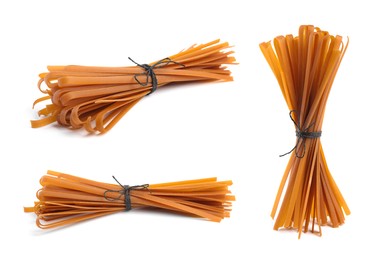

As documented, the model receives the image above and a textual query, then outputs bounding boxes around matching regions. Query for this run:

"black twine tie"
[280,110,322,158]
[104,176,149,210]
[128,57,185,95]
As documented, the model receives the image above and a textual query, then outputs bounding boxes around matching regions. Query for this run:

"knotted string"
[129,57,185,95]
[104,176,149,210]
[280,110,322,158]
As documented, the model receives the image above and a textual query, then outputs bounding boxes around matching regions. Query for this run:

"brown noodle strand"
[31,39,235,134]
[260,25,350,237]
[24,170,235,229]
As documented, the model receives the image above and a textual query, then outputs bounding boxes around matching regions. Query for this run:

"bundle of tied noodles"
[24,170,235,229]
[31,39,235,134]
[260,25,350,237]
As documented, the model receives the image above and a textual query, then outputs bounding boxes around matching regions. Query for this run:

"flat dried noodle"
[24,170,235,229]
[31,39,235,134]
[260,25,350,237]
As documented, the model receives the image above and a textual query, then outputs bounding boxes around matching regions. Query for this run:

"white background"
[1,0,383,259]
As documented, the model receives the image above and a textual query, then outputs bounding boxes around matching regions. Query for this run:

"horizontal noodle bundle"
[31,39,235,134]
[24,170,235,229]
[260,25,350,237]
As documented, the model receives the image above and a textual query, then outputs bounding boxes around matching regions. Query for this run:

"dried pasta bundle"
[31,39,235,134]
[24,170,235,229]
[260,25,350,237]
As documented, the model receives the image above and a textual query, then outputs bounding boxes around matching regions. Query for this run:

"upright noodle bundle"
[24,170,235,229]
[31,39,235,134]
[260,25,350,237]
